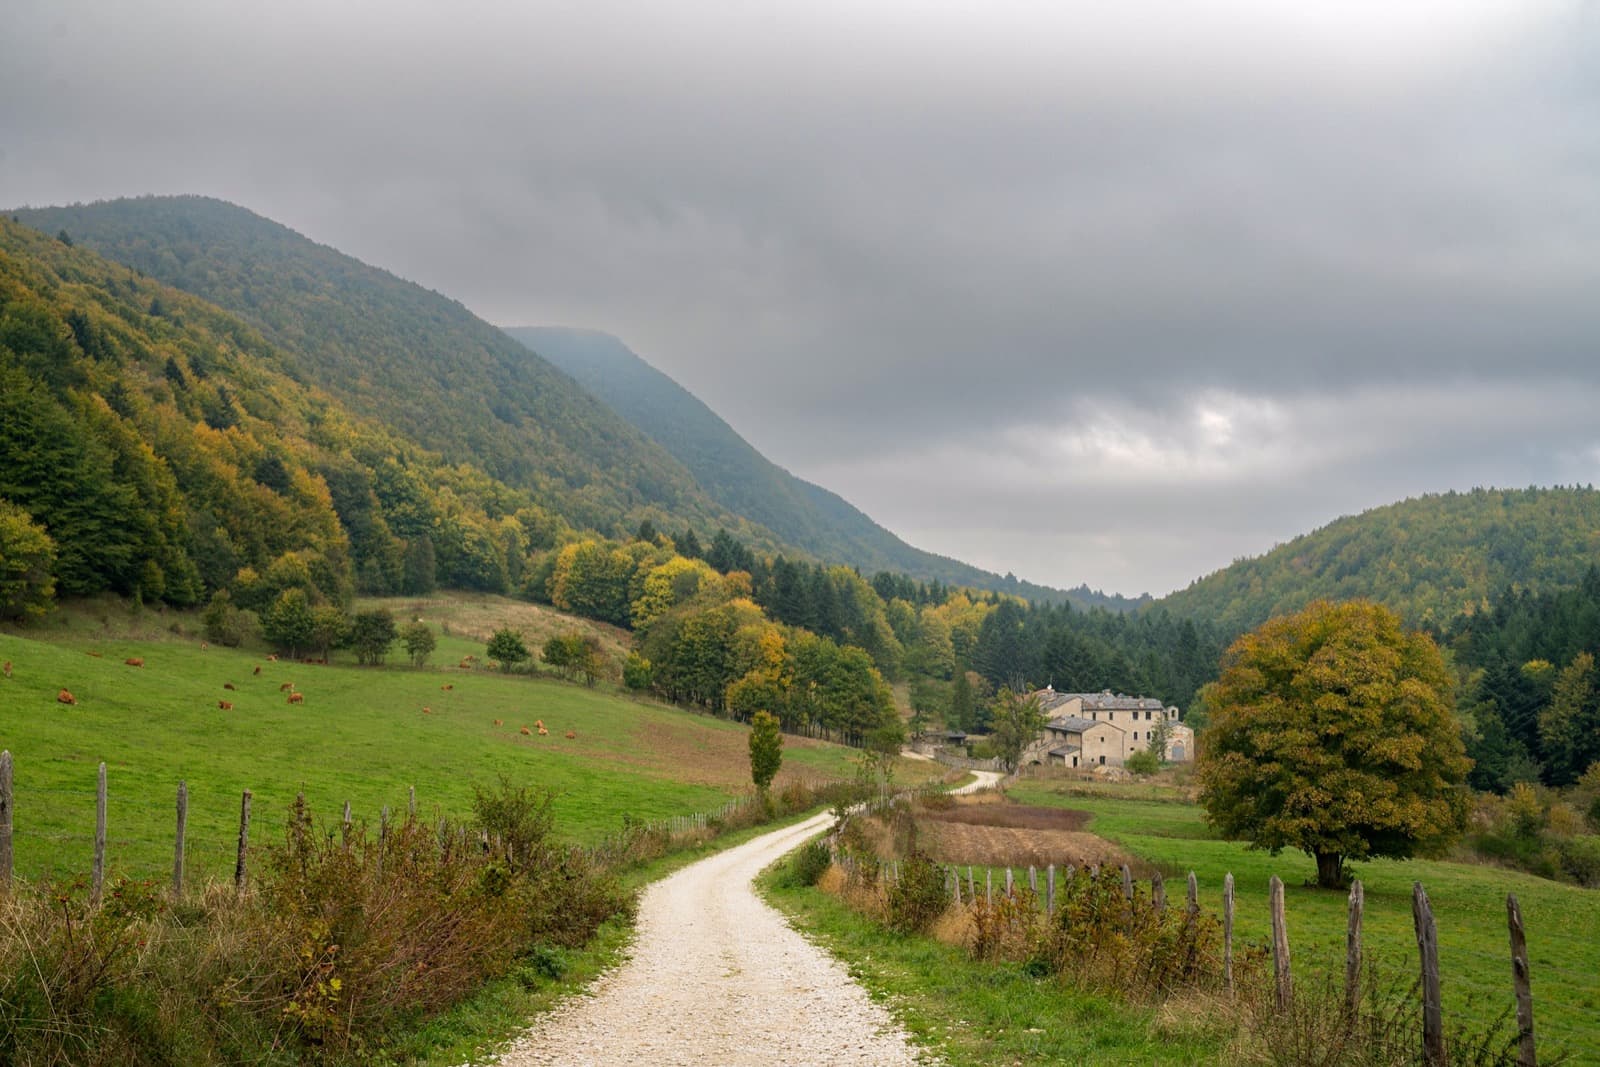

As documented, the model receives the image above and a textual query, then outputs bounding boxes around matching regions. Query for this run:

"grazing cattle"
[267,654,278,662]
[218,700,233,710]
[223,682,237,691]
[519,726,531,735]
[441,684,454,691]
[252,665,262,675]
[279,682,294,692]
[200,642,208,652]
[87,651,103,658]
[422,706,432,714]
[57,689,76,705]
[2,661,11,678]
[458,659,473,669]
[493,718,503,726]
[564,731,575,740]
[124,658,144,667]
[535,719,545,729]
[287,692,304,705]
[538,727,549,736]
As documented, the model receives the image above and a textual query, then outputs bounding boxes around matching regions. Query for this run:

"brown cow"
[57,689,76,705]
[519,725,531,735]
[2,661,12,678]
[223,682,237,691]
[218,700,234,710]
[422,706,432,714]
[287,692,304,705]
[252,665,262,675]
[493,718,503,726]
[564,731,575,740]
[538,727,549,736]
[200,642,209,652]
[535,719,545,729]
[124,658,144,667]
[279,682,295,692]
[441,684,454,691]
[267,654,278,662]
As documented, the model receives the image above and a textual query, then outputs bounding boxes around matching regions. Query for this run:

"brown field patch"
[914,802,1130,870]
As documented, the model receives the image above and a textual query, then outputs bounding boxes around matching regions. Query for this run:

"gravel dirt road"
[491,770,1000,1066]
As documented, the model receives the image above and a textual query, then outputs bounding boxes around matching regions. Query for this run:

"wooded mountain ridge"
[504,326,1141,613]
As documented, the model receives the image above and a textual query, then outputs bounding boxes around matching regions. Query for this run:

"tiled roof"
[1046,715,1122,734]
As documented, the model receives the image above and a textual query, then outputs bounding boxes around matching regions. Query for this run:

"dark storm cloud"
[3,1,1597,594]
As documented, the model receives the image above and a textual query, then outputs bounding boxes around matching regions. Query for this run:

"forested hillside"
[1156,487,1600,631]
[0,216,590,614]
[10,197,773,547]
[506,326,1144,613]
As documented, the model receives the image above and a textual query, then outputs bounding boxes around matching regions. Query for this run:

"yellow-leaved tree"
[1197,599,1470,889]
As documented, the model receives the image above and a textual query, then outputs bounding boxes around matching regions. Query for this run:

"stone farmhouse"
[1022,687,1195,769]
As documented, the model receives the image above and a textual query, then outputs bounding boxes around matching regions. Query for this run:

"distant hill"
[1154,487,1600,632]
[10,196,775,548]
[505,326,1144,612]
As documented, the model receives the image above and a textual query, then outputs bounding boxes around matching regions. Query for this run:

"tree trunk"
[1315,851,1344,889]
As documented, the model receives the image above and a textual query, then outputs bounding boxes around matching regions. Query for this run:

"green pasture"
[1009,781,1600,1061]
[0,624,896,885]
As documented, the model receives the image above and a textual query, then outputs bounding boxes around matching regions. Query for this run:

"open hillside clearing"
[0,605,936,883]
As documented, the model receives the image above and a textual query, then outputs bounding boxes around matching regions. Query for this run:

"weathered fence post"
[1345,879,1364,1018]
[172,780,188,899]
[1223,873,1235,997]
[92,761,107,904]
[1121,863,1133,900]
[1186,871,1198,920]
[1028,865,1037,897]
[1005,867,1014,897]
[986,869,993,907]
[1047,864,1056,913]
[1270,875,1292,1011]
[0,750,12,890]
[408,785,416,818]
[1152,871,1166,910]
[1506,893,1537,1067]
[234,789,251,891]
[1412,882,1444,1067]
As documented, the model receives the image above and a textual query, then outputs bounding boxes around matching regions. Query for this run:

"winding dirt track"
[492,771,1001,1067]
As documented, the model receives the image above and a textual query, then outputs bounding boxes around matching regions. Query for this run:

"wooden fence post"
[1270,875,1292,1011]
[172,780,187,899]
[408,785,416,818]
[1506,893,1537,1067]
[1412,882,1444,1067]
[234,789,252,891]
[986,869,993,907]
[1047,864,1056,914]
[1005,867,1014,897]
[1186,871,1198,920]
[92,761,107,904]
[0,750,12,890]
[1223,872,1235,997]
[1345,879,1364,1018]
[1121,863,1133,900]
[1152,871,1166,910]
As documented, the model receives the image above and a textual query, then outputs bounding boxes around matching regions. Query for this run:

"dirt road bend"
[492,771,999,1066]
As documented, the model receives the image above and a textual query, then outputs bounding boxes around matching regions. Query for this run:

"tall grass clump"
[0,782,630,1065]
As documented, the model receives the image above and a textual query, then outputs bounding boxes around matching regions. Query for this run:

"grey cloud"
[3,1,1597,594]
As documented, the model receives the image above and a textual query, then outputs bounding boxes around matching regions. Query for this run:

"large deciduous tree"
[0,500,56,620]
[1197,599,1470,889]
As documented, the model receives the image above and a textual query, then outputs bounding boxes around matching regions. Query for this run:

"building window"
[1099,755,1106,765]
[1133,731,1139,741]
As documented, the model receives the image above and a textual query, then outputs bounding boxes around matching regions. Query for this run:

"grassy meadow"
[0,599,930,885]
[1008,780,1600,1061]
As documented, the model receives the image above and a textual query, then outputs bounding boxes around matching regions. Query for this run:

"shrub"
[623,651,653,690]
[1126,749,1161,777]
[778,840,833,889]
[400,621,436,666]
[885,849,949,934]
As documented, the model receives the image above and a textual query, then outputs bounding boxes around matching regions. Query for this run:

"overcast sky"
[4,1,1598,597]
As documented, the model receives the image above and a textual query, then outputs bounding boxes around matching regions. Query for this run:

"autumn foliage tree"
[1197,599,1470,889]
[749,709,783,794]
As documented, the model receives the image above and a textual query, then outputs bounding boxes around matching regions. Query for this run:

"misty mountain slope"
[10,196,775,546]
[506,326,1145,611]
[1155,487,1600,632]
